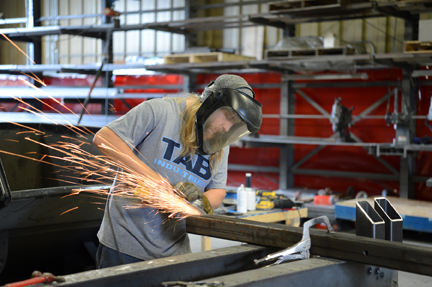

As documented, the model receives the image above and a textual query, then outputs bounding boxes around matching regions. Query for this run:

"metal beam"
[34,246,404,287]
[352,88,396,125]
[291,168,399,181]
[290,134,338,170]
[186,215,432,276]
[196,258,399,287]
[399,68,417,199]
[228,164,279,173]
[292,81,399,89]
[295,89,330,116]
[41,245,274,287]
[349,132,399,175]
[280,73,295,189]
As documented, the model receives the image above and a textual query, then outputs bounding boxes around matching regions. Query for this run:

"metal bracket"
[356,197,403,242]
[356,197,402,286]
[356,201,385,239]
[374,197,403,242]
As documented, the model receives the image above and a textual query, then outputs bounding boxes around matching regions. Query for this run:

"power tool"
[256,190,295,210]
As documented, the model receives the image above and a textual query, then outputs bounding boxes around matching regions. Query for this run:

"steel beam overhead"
[186,215,432,276]
[292,81,401,89]
[291,168,399,181]
[227,164,279,173]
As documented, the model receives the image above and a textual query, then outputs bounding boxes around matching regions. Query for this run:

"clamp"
[254,216,335,266]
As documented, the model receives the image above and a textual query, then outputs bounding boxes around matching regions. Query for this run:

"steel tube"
[356,201,385,239]
[186,215,432,276]
[374,197,403,242]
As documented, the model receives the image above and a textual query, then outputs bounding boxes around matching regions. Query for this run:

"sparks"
[60,206,79,216]
[1,33,35,64]
[0,36,202,219]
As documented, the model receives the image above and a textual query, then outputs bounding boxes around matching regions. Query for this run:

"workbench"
[335,196,432,233]
[200,207,308,251]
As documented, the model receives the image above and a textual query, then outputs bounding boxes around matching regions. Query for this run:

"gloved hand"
[191,194,213,215]
[133,181,151,203]
[173,182,201,202]
[173,182,213,215]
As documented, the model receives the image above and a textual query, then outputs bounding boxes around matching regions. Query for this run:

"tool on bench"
[4,271,65,287]
[256,190,295,210]
[254,216,335,266]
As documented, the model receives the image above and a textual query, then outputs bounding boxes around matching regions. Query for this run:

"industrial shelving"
[1,0,432,198]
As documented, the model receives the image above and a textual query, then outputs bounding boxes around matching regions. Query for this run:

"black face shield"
[195,87,262,155]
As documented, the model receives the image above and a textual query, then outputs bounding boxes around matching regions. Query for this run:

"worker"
[93,74,263,268]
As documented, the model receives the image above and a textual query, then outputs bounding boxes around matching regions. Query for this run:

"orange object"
[313,195,333,206]
[102,7,121,17]
[4,271,63,287]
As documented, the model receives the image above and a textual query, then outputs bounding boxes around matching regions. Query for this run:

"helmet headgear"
[195,74,263,155]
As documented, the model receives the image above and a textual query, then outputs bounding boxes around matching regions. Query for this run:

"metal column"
[26,0,43,113]
[278,24,296,190]
[101,0,114,116]
[399,68,417,199]
[184,0,198,50]
[398,11,419,199]
[26,0,42,66]
[279,72,295,190]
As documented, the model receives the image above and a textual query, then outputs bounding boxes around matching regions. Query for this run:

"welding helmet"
[195,74,263,155]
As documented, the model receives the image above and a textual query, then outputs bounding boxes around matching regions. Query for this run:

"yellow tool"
[256,190,295,210]
[256,190,276,210]
[257,191,276,197]
[256,199,274,210]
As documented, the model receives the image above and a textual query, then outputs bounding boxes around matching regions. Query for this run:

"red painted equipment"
[4,271,65,287]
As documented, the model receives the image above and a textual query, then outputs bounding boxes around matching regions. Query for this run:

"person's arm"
[93,126,168,186]
[204,188,226,210]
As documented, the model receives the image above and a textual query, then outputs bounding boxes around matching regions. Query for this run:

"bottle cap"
[245,173,252,187]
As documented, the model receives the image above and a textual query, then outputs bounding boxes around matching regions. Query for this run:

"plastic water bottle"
[237,184,248,213]
[245,173,256,211]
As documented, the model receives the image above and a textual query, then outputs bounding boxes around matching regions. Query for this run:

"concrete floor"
[188,233,432,287]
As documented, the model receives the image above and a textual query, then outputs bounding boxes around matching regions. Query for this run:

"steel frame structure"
[1,1,431,197]
[16,214,431,286]
[36,245,403,287]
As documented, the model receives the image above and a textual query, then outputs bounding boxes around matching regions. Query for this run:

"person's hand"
[173,181,213,215]
[173,182,201,202]
[133,177,170,206]
[191,194,213,215]
[133,181,150,203]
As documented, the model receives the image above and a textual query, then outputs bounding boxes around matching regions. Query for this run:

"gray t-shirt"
[97,97,229,260]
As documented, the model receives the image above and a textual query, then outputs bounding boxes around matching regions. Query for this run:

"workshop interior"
[0,0,432,286]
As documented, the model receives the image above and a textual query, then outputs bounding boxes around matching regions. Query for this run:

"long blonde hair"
[177,94,224,171]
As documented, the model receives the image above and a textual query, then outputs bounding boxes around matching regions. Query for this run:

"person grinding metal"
[93,74,262,268]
